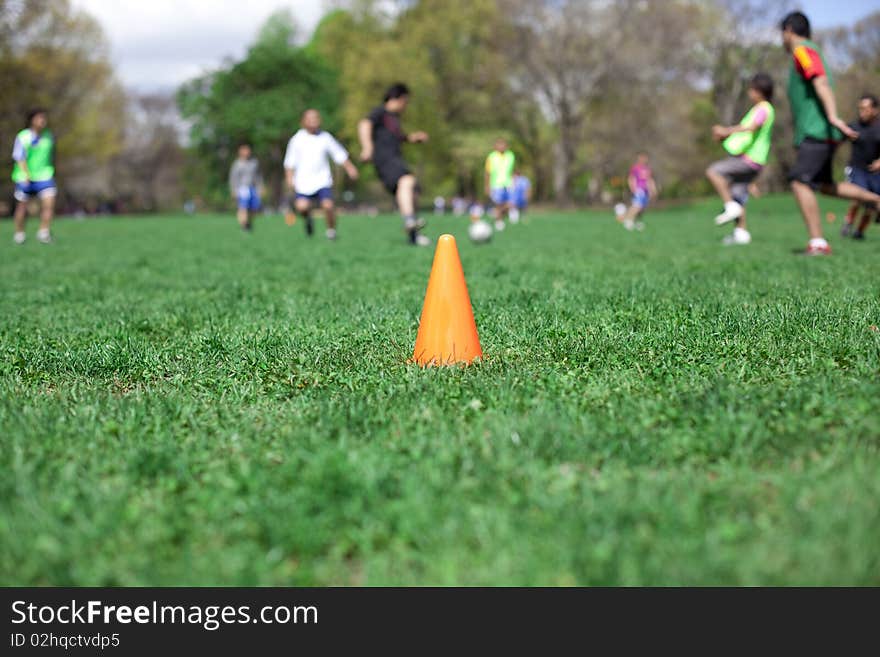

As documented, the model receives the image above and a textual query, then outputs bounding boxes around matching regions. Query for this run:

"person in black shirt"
[358,83,431,246]
[841,94,880,239]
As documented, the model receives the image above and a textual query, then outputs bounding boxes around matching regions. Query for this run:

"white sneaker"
[494,220,505,231]
[326,228,337,241]
[13,232,26,245]
[414,234,431,247]
[722,227,751,245]
[623,219,635,231]
[404,217,426,232]
[37,228,52,244]
[714,201,744,226]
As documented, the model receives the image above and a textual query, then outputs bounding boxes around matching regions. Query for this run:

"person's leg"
[320,198,337,239]
[791,180,824,240]
[37,194,55,242]
[706,164,733,203]
[295,197,314,236]
[13,197,28,243]
[820,181,880,208]
[396,174,417,218]
[236,207,249,229]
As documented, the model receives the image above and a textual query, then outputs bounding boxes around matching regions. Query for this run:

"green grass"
[1,195,879,586]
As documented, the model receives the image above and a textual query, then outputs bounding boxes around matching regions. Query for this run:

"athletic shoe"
[304,214,314,236]
[414,234,431,247]
[714,201,744,226]
[36,228,52,244]
[840,222,853,237]
[722,227,751,245]
[852,231,865,240]
[13,232,25,245]
[494,220,505,232]
[326,228,337,241]
[403,217,426,232]
[802,242,832,256]
[623,219,635,231]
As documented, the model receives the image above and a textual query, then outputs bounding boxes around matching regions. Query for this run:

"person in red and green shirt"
[781,11,880,255]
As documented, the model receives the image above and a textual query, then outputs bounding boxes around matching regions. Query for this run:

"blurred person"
[615,152,657,231]
[706,73,776,246]
[780,12,880,255]
[284,109,359,241]
[510,169,532,223]
[11,108,56,244]
[433,195,446,215]
[357,83,430,246]
[839,94,880,240]
[484,138,515,231]
[228,142,262,232]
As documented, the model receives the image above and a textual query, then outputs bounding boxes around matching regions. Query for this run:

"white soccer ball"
[468,220,493,244]
[614,203,627,218]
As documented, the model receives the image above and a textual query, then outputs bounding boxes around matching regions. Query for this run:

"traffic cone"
[412,234,482,366]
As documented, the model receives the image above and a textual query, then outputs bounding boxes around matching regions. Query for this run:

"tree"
[178,10,342,207]
[0,0,125,207]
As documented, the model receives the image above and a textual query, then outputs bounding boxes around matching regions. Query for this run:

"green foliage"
[2,198,879,584]
[177,11,341,208]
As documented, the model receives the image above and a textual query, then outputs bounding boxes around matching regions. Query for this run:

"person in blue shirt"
[510,170,531,223]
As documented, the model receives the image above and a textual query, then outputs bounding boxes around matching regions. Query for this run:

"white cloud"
[72,0,327,91]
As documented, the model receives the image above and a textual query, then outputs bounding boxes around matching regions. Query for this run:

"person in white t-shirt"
[284,109,359,240]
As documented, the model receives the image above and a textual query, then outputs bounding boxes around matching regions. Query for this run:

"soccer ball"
[614,203,627,218]
[468,220,493,244]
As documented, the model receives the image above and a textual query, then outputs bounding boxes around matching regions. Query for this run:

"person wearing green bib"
[706,73,775,246]
[11,108,56,245]
[484,138,516,231]
[780,12,880,256]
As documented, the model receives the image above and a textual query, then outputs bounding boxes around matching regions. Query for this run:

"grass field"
[1,195,879,586]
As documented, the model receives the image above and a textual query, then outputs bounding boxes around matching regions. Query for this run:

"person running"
[840,94,880,240]
[780,11,880,255]
[615,153,657,231]
[510,169,532,223]
[284,109,359,241]
[706,73,776,246]
[357,83,430,246]
[228,142,262,232]
[484,138,515,231]
[11,108,57,245]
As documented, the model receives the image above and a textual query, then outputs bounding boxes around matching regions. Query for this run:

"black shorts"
[374,157,412,194]
[788,138,837,189]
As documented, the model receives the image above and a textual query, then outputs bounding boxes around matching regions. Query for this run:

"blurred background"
[1,0,878,216]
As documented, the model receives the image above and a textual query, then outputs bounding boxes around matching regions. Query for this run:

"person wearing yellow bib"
[484,138,515,231]
[11,108,56,245]
[706,74,775,246]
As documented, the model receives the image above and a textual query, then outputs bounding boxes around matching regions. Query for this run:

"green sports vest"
[486,150,515,189]
[787,40,842,145]
[12,129,55,182]
[723,101,775,165]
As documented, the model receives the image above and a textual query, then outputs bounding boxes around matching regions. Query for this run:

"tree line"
[2,0,878,212]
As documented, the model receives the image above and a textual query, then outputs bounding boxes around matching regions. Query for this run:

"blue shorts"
[237,186,261,211]
[848,167,880,195]
[632,188,650,209]
[14,179,57,202]
[295,188,334,203]
[490,188,511,205]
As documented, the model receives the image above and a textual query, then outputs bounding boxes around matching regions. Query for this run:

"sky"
[73,0,880,92]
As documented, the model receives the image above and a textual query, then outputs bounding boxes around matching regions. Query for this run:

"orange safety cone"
[412,234,482,366]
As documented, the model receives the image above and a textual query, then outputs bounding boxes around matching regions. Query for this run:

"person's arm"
[357,119,374,162]
[327,134,358,180]
[283,138,296,189]
[812,76,858,140]
[628,173,637,195]
[228,162,238,197]
[648,177,658,200]
[870,158,880,173]
[13,135,30,181]
[484,159,492,197]
[407,131,429,144]
[526,181,532,203]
